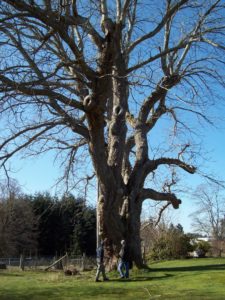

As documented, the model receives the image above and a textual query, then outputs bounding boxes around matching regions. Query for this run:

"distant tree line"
[0,191,96,257]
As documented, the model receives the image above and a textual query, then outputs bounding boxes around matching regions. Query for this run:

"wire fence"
[0,255,96,271]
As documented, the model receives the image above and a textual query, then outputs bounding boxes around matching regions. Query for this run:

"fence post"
[81,253,86,271]
[20,254,24,271]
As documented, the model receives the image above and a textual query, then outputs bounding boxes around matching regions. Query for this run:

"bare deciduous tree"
[191,184,225,239]
[0,0,225,266]
[191,184,225,256]
[0,181,37,257]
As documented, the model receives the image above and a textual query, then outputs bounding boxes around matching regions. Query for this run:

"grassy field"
[0,258,225,299]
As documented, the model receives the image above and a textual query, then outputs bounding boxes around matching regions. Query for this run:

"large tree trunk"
[128,201,143,267]
[97,186,144,268]
[86,23,146,269]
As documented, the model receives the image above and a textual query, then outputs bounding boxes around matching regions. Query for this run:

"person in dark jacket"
[95,239,109,282]
[118,239,130,278]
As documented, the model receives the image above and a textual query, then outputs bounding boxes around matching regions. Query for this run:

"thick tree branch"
[124,0,137,53]
[122,135,135,184]
[139,188,181,209]
[120,0,131,24]
[116,0,121,22]
[160,0,173,76]
[145,158,196,175]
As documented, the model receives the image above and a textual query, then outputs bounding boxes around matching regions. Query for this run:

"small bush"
[193,240,211,257]
[146,224,194,261]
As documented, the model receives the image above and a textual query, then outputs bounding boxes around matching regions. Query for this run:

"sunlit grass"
[1,258,225,299]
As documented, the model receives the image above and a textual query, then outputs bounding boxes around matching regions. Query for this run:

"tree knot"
[83,94,96,111]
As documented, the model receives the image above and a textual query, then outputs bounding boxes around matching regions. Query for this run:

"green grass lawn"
[1,258,225,299]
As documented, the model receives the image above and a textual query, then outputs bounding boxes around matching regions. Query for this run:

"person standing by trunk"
[118,239,130,279]
[95,239,109,282]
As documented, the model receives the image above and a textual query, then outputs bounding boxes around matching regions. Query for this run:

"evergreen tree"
[32,193,96,256]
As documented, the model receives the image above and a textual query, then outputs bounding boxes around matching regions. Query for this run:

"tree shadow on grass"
[0,272,23,277]
[0,285,130,300]
[110,273,174,282]
[132,273,174,282]
[150,264,225,273]
[0,287,66,300]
